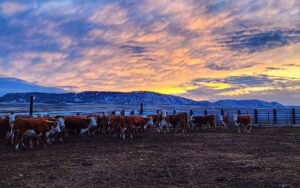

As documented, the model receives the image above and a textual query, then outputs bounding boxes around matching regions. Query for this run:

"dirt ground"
[0,126,299,188]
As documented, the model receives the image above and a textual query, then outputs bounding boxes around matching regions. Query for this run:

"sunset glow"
[0,1,299,105]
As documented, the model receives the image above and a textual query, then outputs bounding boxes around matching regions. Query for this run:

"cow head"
[143,117,154,129]
[89,116,97,127]
[57,117,65,129]
[8,113,16,128]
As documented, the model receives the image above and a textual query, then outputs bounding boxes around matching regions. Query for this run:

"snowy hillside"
[0,91,286,108]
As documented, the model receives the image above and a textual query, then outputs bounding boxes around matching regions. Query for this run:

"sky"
[0,0,299,105]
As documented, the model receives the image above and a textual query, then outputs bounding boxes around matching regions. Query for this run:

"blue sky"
[0,0,299,105]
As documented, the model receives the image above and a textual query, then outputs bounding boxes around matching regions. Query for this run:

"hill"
[0,91,286,108]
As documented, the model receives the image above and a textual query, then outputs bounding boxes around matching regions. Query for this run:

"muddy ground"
[0,126,299,188]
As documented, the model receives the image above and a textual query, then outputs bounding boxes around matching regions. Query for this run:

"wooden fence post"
[254,109,258,124]
[29,96,34,116]
[273,109,277,124]
[190,110,193,116]
[292,108,296,125]
[220,108,224,116]
[121,110,125,116]
[140,103,143,115]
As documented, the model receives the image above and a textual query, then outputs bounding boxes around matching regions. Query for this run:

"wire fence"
[0,103,299,126]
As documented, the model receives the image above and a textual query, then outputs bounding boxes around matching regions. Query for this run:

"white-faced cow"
[233,114,252,133]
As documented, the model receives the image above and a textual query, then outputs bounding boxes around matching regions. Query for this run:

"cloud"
[0,76,65,96]
[0,0,299,105]
[89,3,128,25]
[218,29,300,53]
[0,2,26,16]
[183,75,300,104]
[120,45,147,54]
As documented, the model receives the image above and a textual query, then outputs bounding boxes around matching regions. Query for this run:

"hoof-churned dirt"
[0,127,299,187]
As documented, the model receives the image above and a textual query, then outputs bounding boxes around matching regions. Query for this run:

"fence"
[101,106,299,126]
[0,103,299,126]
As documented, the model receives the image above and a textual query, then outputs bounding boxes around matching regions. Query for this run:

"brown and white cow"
[128,115,154,132]
[12,117,54,151]
[107,115,124,137]
[97,113,110,134]
[165,112,189,133]
[0,117,13,144]
[107,115,153,139]
[233,114,252,133]
[40,116,65,144]
[64,115,97,136]
[219,115,230,129]
[190,115,216,131]
[147,113,162,132]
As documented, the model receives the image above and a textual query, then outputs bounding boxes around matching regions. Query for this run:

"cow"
[0,117,13,145]
[128,115,154,133]
[107,115,154,140]
[155,111,172,134]
[64,115,97,136]
[115,115,154,140]
[165,112,189,133]
[107,115,126,138]
[89,113,110,134]
[233,114,252,133]
[190,115,216,131]
[146,113,163,132]
[12,117,54,151]
[40,116,65,144]
[96,113,110,133]
[219,115,230,129]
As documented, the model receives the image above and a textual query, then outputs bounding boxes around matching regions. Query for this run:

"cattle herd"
[0,111,252,151]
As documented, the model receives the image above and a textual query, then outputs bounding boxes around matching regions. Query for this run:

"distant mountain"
[0,91,286,108]
[0,91,200,106]
[214,99,285,108]
[0,76,65,96]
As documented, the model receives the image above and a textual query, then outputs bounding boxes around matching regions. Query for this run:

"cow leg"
[47,137,52,145]
[129,128,133,139]
[183,123,187,133]
[29,138,34,149]
[15,134,22,151]
[248,125,252,133]
[21,134,28,149]
[121,128,127,140]
[156,125,161,133]
[237,126,241,133]
[13,132,21,151]
[15,143,20,151]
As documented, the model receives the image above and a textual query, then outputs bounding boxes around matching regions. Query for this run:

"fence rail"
[0,103,299,126]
